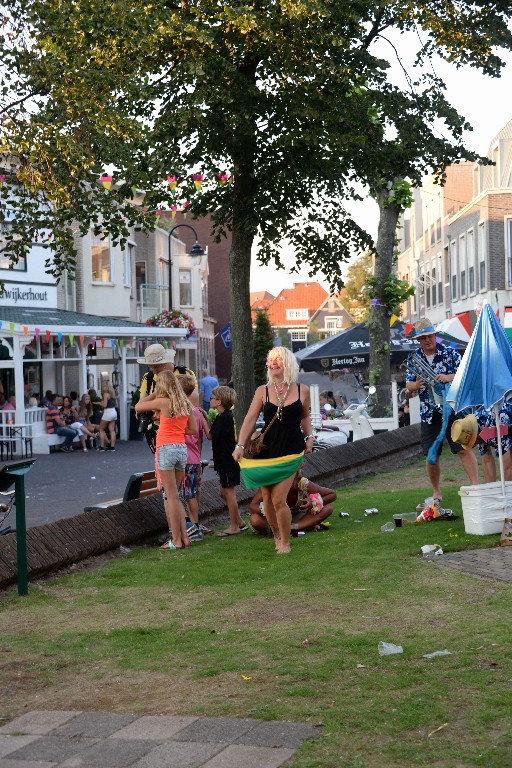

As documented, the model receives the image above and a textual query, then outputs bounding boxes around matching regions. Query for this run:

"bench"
[83,470,159,512]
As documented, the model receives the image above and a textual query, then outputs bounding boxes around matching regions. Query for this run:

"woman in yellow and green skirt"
[232,347,313,553]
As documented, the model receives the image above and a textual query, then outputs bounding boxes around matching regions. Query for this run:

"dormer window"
[286,308,309,320]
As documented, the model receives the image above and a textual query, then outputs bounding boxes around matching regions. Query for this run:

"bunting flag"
[405,322,413,336]
[119,339,123,348]
[100,338,105,348]
[0,321,2,329]
[390,314,398,327]
[110,339,116,349]
[69,334,74,346]
[171,204,178,220]
[79,335,84,345]
[139,340,143,352]
[57,332,62,344]
[0,175,5,186]
[155,208,162,224]
[35,328,40,339]
[9,322,14,333]
[167,175,177,192]
[91,336,96,347]
[100,174,112,192]
[370,298,382,306]
[45,330,51,341]
[131,185,137,196]
[23,326,28,335]
[182,201,189,218]
[217,172,229,186]
[192,173,203,190]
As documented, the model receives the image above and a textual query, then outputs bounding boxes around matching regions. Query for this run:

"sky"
[250,31,512,296]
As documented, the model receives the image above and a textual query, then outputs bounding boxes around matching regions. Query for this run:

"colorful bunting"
[23,326,28,335]
[192,173,203,190]
[182,201,189,218]
[35,328,40,339]
[9,322,14,334]
[110,339,116,349]
[57,332,62,344]
[100,174,112,192]
[390,314,398,327]
[167,175,178,192]
[100,338,105,348]
[171,204,178,220]
[155,208,163,224]
[69,334,74,346]
[45,330,51,341]
[217,172,229,186]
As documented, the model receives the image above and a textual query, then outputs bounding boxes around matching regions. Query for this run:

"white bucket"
[458,481,512,535]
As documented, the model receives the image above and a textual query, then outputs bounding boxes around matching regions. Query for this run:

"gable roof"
[265,282,329,327]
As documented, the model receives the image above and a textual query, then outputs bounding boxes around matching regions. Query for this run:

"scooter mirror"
[368,386,377,395]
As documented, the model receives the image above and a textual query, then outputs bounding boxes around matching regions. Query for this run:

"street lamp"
[167,224,206,311]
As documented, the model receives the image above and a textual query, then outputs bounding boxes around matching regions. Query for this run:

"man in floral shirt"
[475,401,512,483]
[406,318,478,502]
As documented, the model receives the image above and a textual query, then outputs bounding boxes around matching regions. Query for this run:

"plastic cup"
[393,515,403,528]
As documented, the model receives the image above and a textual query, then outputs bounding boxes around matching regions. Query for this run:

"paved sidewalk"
[436,546,512,581]
[0,711,320,768]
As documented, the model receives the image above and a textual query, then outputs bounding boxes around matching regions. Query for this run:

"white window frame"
[289,329,307,341]
[478,222,486,292]
[286,308,309,320]
[450,239,458,301]
[63,269,76,311]
[123,241,134,289]
[467,228,475,296]
[459,233,467,298]
[91,230,112,284]
[179,268,193,307]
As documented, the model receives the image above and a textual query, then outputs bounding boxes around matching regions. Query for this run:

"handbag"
[244,411,280,457]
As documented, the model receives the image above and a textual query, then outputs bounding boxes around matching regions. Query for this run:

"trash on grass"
[421,544,443,556]
[427,722,449,738]
[381,522,394,532]
[339,512,350,518]
[378,641,403,656]
[423,650,452,658]
[119,545,132,554]
[364,508,379,516]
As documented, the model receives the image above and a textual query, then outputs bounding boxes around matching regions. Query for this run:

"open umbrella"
[296,321,420,371]
[446,302,512,497]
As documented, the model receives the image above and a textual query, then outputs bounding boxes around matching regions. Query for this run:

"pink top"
[185,406,203,464]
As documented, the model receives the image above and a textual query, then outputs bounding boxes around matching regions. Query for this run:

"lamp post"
[167,224,206,311]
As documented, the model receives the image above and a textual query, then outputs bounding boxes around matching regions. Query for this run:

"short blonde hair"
[155,371,191,417]
[178,374,196,397]
[212,386,236,409]
[266,346,299,386]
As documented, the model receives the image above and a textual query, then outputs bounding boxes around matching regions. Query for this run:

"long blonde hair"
[155,371,191,417]
[266,346,299,386]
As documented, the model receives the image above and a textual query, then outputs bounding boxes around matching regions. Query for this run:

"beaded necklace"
[273,381,290,418]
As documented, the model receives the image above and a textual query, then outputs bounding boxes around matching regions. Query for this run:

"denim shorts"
[157,443,188,471]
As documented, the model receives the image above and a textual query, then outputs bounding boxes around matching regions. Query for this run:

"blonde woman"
[136,370,198,550]
[232,346,313,554]
[98,384,118,451]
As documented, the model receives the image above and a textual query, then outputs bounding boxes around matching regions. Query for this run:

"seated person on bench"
[248,471,336,534]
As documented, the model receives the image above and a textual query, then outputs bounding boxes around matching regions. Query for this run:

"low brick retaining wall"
[0,425,421,589]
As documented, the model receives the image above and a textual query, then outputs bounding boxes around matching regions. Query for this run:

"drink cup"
[393,515,403,528]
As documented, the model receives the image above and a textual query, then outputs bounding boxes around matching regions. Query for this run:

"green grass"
[1,458,511,767]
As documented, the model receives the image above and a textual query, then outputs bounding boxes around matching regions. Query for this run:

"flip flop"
[216,529,241,537]
[239,524,249,532]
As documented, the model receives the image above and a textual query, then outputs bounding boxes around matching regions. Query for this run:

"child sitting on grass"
[135,370,197,551]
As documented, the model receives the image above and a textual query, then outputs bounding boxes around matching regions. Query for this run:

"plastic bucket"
[458,481,512,535]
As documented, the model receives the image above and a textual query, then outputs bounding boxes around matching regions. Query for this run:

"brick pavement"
[435,546,512,581]
[0,711,320,768]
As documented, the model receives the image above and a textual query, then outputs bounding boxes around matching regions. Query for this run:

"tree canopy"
[2,0,512,414]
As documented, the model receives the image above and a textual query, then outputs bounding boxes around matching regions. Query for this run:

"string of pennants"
[0,322,174,353]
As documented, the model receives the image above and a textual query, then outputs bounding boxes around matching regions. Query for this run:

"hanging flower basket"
[145,309,195,338]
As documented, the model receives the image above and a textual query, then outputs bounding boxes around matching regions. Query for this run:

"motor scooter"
[343,386,376,441]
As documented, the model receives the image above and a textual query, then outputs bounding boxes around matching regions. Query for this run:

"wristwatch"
[304,434,314,440]
[236,443,245,449]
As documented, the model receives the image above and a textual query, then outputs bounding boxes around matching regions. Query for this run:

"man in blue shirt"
[406,318,478,503]
[199,370,219,411]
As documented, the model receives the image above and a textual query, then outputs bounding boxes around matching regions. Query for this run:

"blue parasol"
[446,302,512,497]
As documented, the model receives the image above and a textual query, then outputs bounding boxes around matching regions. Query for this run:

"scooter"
[343,386,376,441]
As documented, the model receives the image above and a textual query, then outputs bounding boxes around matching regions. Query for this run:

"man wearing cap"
[406,318,478,502]
[138,343,197,400]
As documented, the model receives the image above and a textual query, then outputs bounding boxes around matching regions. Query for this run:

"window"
[123,242,134,289]
[459,234,466,297]
[426,272,431,308]
[286,309,309,320]
[179,269,192,306]
[290,330,307,341]
[136,261,146,302]
[0,206,26,270]
[437,253,443,306]
[431,268,436,305]
[467,229,475,294]
[325,317,342,335]
[507,220,512,287]
[63,269,76,311]
[478,222,486,291]
[450,240,458,301]
[91,231,111,282]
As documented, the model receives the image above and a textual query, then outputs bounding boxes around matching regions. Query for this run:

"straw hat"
[450,414,478,450]
[137,343,176,366]
[412,318,437,338]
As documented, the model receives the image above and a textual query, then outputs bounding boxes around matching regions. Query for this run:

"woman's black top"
[260,385,305,459]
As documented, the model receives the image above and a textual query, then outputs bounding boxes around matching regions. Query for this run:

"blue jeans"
[56,426,78,448]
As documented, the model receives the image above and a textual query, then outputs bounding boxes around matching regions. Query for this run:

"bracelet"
[304,434,314,440]
[236,443,245,449]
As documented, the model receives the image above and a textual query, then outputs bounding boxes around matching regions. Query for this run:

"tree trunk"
[368,188,400,398]
[230,224,255,429]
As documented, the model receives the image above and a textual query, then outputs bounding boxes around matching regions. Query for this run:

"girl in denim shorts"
[136,370,197,550]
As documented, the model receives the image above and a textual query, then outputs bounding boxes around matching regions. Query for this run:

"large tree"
[1,1,512,420]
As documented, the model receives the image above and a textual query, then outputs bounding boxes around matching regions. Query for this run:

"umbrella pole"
[494,404,506,499]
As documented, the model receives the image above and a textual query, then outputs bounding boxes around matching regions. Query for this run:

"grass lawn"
[1,454,511,767]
